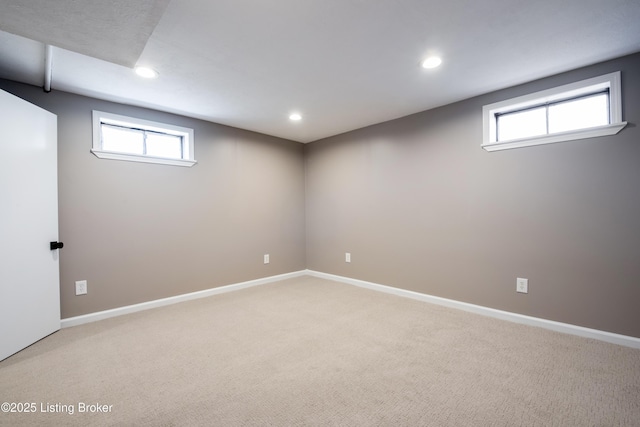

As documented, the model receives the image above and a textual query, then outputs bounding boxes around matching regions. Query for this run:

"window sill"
[91,149,197,167]
[481,122,628,152]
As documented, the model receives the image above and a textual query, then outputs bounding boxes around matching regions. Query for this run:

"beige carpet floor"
[1,276,639,426]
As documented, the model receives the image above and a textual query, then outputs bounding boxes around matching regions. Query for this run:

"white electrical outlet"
[516,278,528,294]
[345,252,351,263]
[75,280,87,296]
[264,254,270,264]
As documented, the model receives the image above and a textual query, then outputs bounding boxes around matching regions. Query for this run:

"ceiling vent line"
[44,44,53,93]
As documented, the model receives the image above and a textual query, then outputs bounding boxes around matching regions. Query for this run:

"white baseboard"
[305,270,640,349]
[61,270,307,328]
[61,268,640,349]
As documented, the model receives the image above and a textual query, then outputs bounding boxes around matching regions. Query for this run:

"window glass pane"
[101,125,144,154]
[548,93,609,134]
[497,107,547,141]
[146,133,183,159]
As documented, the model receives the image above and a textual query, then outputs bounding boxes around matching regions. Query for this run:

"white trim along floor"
[60,270,640,349]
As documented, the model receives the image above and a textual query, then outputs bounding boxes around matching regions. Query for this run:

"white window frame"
[482,71,627,152]
[92,111,196,167]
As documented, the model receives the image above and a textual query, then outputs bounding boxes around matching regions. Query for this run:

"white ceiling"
[0,0,170,67]
[0,0,639,143]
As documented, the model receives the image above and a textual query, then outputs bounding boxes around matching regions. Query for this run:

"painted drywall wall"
[2,53,639,337]
[305,53,640,338]
[0,80,306,318]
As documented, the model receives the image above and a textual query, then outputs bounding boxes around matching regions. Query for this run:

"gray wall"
[2,52,639,338]
[0,80,306,318]
[305,53,640,338]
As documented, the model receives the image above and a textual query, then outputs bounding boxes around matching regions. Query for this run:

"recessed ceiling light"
[289,113,302,121]
[421,56,442,69]
[134,66,159,79]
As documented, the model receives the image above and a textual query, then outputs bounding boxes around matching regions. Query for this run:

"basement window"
[92,111,196,167]
[482,71,627,151]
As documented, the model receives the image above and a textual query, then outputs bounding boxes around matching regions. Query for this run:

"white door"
[0,89,60,362]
